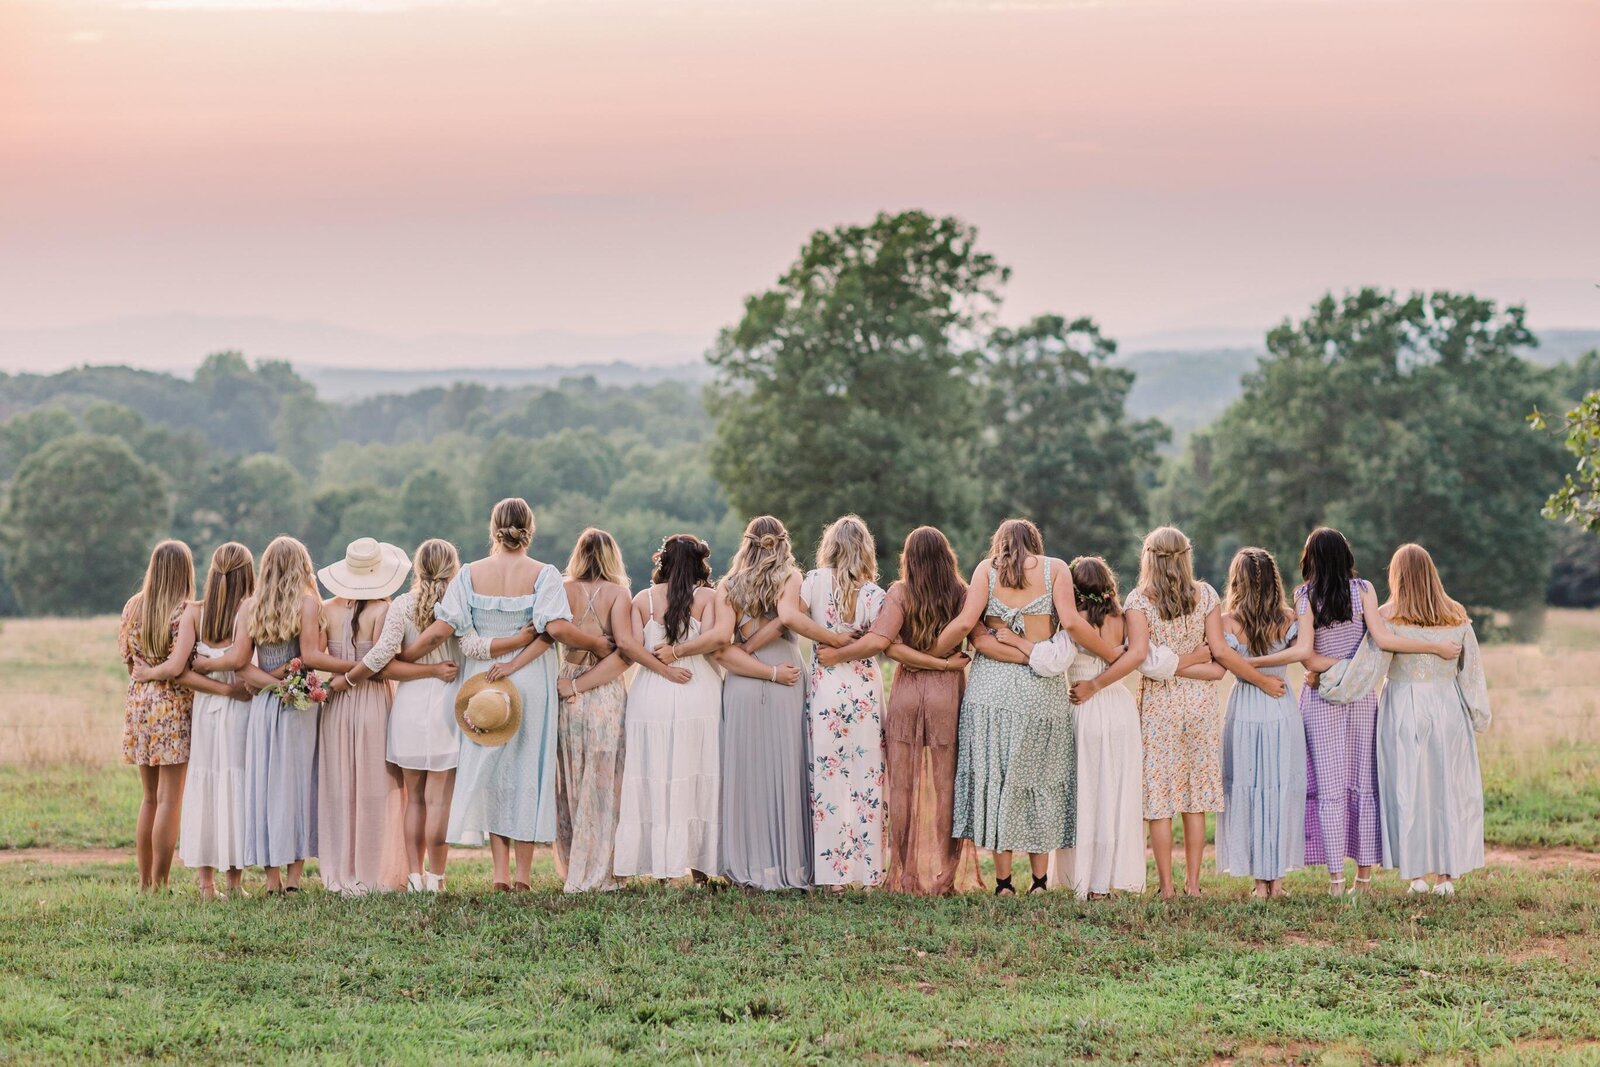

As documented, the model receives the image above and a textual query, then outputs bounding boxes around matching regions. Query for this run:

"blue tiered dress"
[1216,625,1307,881]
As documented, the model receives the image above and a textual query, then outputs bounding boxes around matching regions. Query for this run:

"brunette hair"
[1386,543,1469,628]
[199,542,255,647]
[989,518,1044,590]
[1224,547,1293,656]
[1137,526,1199,621]
[489,497,535,552]
[133,540,195,662]
[1298,526,1356,628]
[897,526,966,653]
[722,515,797,622]
[1070,556,1123,632]
[652,533,712,644]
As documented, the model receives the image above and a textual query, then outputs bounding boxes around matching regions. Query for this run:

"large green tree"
[979,314,1168,575]
[707,211,1006,570]
[176,453,312,564]
[1194,289,1565,616]
[4,434,169,615]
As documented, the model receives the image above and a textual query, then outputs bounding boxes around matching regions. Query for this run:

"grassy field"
[1,612,1598,1063]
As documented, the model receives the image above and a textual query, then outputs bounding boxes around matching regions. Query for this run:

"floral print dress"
[1125,582,1223,820]
[802,567,887,886]
[119,599,194,766]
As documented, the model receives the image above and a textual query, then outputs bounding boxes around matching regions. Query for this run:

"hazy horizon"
[4,0,1597,371]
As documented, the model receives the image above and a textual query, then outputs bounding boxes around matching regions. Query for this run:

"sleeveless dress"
[178,634,250,871]
[1051,643,1146,898]
[364,591,461,771]
[613,589,722,878]
[871,585,984,896]
[803,568,888,886]
[1125,582,1223,820]
[719,610,812,891]
[1216,624,1308,881]
[242,636,318,867]
[1320,622,1489,880]
[953,559,1079,854]
[554,585,628,893]
[437,563,572,846]
[317,601,407,895]
[118,601,193,766]
[1295,579,1382,871]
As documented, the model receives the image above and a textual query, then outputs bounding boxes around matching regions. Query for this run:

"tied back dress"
[243,635,318,867]
[438,563,572,846]
[1295,579,1382,872]
[1215,624,1308,881]
[720,611,812,891]
[953,559,1079,854]
[317,601,406,895]
[1320,623,1489,880]
[613,589,722,879]
[803,568,888,886]
[178,631,249,872]
[1126,582,1223,820]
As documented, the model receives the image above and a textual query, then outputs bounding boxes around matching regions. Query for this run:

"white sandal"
[1346,876,1371,895]
[1328,876,1346,897]
[1406,878,1431,894]
[406,872,426,893]
[1431,880,1455,897]
[424,872,446,893]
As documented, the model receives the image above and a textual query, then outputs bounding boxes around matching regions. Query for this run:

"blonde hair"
[249,536,316,645]
[200,542,256,647]
[1224,547,1292,656]
[134,540,195,662]
[566,527,629,589]
[722,515,798,622]
[989,518,1044,590]
[818,514,877,620]
[409,539,461,633]
[489,497,534,552]
[1138,526,1199,621]
[1386,543,1469,628]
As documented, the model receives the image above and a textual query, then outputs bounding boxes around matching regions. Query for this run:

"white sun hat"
[317,538,411,600]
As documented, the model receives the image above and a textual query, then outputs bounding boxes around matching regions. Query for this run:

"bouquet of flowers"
[265,657,329,710]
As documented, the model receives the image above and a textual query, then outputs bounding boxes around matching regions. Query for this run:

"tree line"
[1,210,1595,627]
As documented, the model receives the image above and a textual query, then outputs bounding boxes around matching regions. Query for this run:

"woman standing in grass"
[120,539,200,891]
[820,526,977,895]
[1294,528,1463,895]
[1212,547,1309,899]
[172,542,257,900]
[614,533,727,883]
[327,538,464,892]
[241,536,348,894]
[1124,526,1285,899]
[1314,544,1487,896]
[716,516,812,892]
[935,519,1125,895]
[789,515,889,889]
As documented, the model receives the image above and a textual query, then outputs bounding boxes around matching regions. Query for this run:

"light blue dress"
[1320,623,1489,880]
[1216,625,1307,881]
[242,637,319,868]
[437,563,572,846]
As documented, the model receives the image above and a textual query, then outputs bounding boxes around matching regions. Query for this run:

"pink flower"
[288,657,304,672]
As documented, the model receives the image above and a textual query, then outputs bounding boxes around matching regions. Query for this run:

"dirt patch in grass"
[1484,845,1600,871]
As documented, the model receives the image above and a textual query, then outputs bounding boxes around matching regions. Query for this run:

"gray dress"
[1320,623,1489,879]
[1216,625,1308,881]
[953,559,1078,854]
[242,637,319,867]
[719,615,812,890]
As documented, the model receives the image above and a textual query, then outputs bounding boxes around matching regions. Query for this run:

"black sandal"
[993,876,1015,896]
[1029,874,1049,895]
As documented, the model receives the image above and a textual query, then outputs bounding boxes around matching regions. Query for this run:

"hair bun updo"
[489,497,536,552]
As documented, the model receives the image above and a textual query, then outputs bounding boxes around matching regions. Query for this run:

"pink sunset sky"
[2,0,1596,366]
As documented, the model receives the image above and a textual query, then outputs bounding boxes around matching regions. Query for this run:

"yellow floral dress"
[1125,582,1222,820]
[118,599,194,766]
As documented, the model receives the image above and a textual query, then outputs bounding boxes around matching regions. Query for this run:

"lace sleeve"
[361,593,409,673]
[1318,633,1391,705]
[1139,643,1179,680]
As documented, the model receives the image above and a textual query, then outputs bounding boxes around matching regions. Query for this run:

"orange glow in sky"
[2,0,1596,354]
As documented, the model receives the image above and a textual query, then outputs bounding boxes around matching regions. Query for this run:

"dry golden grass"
[1,609,1596,768]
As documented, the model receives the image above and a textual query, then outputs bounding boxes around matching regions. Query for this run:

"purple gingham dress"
[1296,578,1383,870]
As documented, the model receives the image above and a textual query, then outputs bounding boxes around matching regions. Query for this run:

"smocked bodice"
[986,558,1056,635]
[1068,650,1106,683]
[257,638,299,673]
[1387,623,1470,683]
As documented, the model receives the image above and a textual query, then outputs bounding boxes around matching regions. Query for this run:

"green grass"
[1,859,1597,1063]
[1483,743,1600,850]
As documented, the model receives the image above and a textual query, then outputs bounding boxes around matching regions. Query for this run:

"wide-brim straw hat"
[318,538,411,600]
[455,673,522,748]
